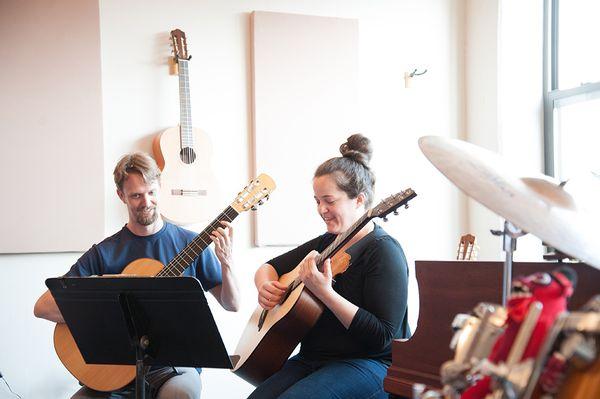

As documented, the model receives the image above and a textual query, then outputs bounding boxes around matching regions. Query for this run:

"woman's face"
[313,174,365,234]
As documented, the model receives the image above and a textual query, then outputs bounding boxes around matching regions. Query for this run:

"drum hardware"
[442,303,507,394]
[490,222,527,307]
[439,302,542,399]
[521,295,600,399]
[453,303,507,364]
[412,382,446,399]
[477,301,543,399]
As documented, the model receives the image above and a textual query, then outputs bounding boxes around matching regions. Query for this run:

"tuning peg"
[251,205,257,211]
[382,216,388,222]
[393,210,399,215]
[265,195,270,201]
[404,204,409,209]
[258,200,264,206]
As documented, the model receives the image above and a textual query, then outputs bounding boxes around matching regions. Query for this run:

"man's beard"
[135,207,158,226]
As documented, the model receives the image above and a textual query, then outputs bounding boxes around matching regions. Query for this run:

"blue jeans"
[247,355,389,399]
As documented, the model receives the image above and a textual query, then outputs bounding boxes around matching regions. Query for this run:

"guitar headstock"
[457,233,479,260]
[369,188,417,221]
[170,28,190,61]
[231,174,276,213]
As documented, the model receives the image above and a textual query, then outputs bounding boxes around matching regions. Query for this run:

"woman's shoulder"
[368,225,402,249]
[364,225,407,266]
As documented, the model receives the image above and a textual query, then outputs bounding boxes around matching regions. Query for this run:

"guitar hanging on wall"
[153,28,219,225]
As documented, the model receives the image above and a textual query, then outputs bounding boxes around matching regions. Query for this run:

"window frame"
[543,0,600,177]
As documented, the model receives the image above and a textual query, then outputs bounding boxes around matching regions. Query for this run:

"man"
[34,152,240,398]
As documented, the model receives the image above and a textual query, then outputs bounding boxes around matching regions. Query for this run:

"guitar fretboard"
[178,59,194,150]
[315,213,370,268]
[288,211,371,290]
[156,206,238,277]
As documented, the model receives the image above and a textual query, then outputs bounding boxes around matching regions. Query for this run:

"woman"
[249,134,410,399]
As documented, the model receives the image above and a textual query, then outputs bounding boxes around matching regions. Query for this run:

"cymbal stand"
[491,221,526,307]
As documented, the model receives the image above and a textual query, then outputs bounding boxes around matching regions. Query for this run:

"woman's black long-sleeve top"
[268,224,410,365]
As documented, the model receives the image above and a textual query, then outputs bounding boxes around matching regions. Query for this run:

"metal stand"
[121,293,150,399]
[491,220,526,306]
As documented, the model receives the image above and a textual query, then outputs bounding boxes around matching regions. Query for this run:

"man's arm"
[209,221,240,311]
[33,290,64,323]
[209,266,240,311]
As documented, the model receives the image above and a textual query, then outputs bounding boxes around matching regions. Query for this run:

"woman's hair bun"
[339,133,372,167]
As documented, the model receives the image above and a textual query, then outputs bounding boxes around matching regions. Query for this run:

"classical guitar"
[153,28,218,225]
[53,174,276,392]
[232,188,417,386]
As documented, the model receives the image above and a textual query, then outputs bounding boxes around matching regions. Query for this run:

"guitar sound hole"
[180,147,197,164]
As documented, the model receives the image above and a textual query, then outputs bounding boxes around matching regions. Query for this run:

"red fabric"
[461,270,572,398]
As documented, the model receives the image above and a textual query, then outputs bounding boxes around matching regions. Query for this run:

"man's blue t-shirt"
[66,222,222,291]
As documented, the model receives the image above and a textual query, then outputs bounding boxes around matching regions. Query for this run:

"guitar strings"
[178,59,195,164]
[156,206,238,277]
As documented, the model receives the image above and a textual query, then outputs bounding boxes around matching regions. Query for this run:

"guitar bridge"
[171,189,208,196]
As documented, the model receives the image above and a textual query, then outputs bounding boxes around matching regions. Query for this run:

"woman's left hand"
[298,250,333,298]
[211,221,233,269]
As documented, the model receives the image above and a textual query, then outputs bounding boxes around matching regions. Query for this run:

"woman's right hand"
[258,280,287,310]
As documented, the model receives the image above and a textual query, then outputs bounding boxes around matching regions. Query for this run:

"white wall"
[464,0,545,261]
[0,1,467,398]
[497,0,545,260]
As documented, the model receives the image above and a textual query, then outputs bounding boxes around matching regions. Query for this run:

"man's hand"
[211,221,233,268]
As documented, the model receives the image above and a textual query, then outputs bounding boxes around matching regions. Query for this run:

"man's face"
[117,173,160,227]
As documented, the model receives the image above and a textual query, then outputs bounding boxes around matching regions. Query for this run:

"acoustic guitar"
[153,29,218,225]
[232,188,417,386]
[53,174,276,392]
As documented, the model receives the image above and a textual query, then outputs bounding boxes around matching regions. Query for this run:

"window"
[544,0,600,180]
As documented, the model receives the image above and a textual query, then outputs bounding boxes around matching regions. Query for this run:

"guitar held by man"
[34,152,275,398]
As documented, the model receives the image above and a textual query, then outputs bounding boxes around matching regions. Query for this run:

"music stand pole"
[492,220,525,306]
[120,293,150,399]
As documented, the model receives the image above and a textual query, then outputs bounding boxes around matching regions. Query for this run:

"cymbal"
[419,135,600,269]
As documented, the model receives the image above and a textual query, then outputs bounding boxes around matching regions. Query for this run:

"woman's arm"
[254,263,287,310]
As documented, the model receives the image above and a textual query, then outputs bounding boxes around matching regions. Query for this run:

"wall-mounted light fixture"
[404,68,428,88]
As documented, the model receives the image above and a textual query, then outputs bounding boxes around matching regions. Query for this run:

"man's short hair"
[113,152,161,191]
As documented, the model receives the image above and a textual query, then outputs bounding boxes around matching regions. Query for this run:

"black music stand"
[46,276,232,399]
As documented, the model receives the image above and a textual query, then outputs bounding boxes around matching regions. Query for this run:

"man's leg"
[156,367,201,399]
[70,386,134,399]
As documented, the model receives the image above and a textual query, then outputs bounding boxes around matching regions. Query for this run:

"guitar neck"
[158,206,239,277]
[178,59,194,148]
[316,213,371,270]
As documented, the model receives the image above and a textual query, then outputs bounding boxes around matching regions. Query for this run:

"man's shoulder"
[162,222,197,241]
[94,226,128,248]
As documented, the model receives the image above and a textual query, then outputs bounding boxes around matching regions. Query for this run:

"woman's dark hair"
[314,134,375,208]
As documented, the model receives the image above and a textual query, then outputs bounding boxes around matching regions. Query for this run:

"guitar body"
[232,253,350,386]
[53,258,164,392]
[153,126,219,225]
